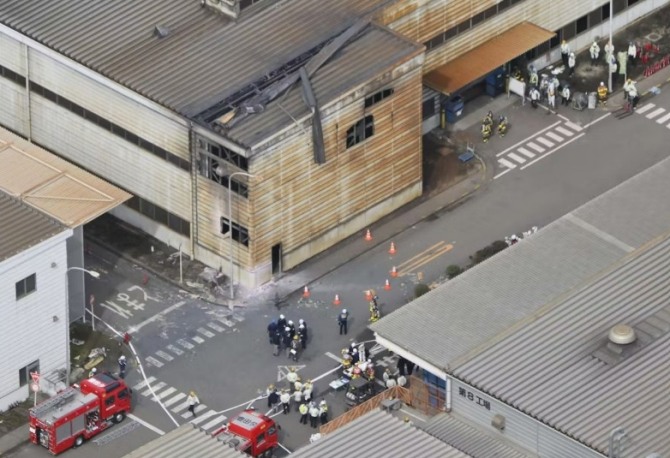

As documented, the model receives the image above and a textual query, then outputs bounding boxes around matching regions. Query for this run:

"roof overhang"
[374,332,448,379]
[425,22,555,95]
[0,127,131,227]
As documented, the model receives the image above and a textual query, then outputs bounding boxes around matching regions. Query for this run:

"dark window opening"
[346,115,375,149]
[456,19,472,34]
[27,81,189,171]
[628,0,640,5]
[550,31,562,49]
[125,196,190,237]
[0,64,27,86]
[589,9,603,27]
[19,360,40,387]
[16,274,36,300]
[602,3,611,20]
[498,0,512,11]
[576,15,588,34]
[221,217,250,247]
[613,0,626,14]
[364,88,394,108]
[562,22,576,40]
[483,5,498,20]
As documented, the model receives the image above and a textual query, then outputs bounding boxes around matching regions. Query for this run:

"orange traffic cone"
[390,266,398,278]
[384,279,391,291]
[303,286,310,299]
[364,229,373,242]
[333,294,341,306]
[365,290,373,301]
[389,242,396,255]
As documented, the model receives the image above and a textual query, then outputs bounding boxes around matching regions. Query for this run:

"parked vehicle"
[29,372,132,455]
[212,409,279,458]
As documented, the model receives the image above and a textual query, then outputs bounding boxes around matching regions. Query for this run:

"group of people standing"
[268,314,308,359]
[267,371,327,428]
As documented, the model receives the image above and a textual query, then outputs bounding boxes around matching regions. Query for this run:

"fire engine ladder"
[31,388,78,417]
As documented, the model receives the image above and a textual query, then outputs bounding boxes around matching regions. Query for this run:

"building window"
[613,0,626,14]
[0,64,27,86]
[15,274,36,300]
[602,2,611,19]
[589,9,603,27]
[125,196,190,237]
[221,217,250,247]
[197,139,250,198]
[28,82,190,172]
[364,89,394,108]
[19,360,40,387]
[346,115,374,149]
[576,15,588,34]
[628,0,640,5]
[550,30,562,49]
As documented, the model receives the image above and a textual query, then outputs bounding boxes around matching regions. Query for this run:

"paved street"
[8,85,670,457]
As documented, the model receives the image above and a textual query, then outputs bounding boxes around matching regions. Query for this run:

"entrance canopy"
[425,22,555,95]
[0,126,131,227]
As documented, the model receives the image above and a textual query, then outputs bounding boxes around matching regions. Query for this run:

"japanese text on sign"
[98,285,159,319]
[458,387,491,410]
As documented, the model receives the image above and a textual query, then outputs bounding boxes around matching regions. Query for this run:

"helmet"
[91,368,97,374]
[288,320,294,326]
[119,355,126,361]
[285,326,291,332]
[299,323,305,329]
[293,335,299,340]
[279,314,285,320]
[299,319,305,325]
[342,309,347,313]
[320,400,327,406]
[600,82,605,86]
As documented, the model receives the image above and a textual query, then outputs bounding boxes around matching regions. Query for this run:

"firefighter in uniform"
[597,82,608,106]
[590,40,600,65]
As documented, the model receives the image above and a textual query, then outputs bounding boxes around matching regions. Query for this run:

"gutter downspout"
[189,123,198,258]
[445,376,452,412]
[24,44,32,140]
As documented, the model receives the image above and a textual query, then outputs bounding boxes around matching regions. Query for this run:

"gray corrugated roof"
[0,190,65,262]
[0,0,398,119]
[122,424,246,458]
[370,155,670,373]
[421,413,533,458]
[291,408,470,457]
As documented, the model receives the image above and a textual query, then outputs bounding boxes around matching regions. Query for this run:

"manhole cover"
[645,32,663,42]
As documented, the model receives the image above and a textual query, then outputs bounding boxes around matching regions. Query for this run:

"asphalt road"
[9,88,670,458]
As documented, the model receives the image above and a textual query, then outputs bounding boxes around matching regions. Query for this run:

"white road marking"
[129,301,186,334]
[498,158,516,169]
[635,103,655,114]
[655,112,670,124]
[325,352,341,363]
[146,356,164,368]
[369,344,385,357]
[190,410,217,425]
[133,376,156,390]
[166,344,184,356]
[200,415,228,431]
[645,107,666,119]
[172,399,191,413]
[177,339,195,350]
[232,314,245,322]
[197,327,216,338]
[583,112,611,128]
[153,387,177,401]
[207,322,226,332]
[143,382,167,397]
[495,121,561,157]
[181,404,208,419]
[517,147,536,159]
[192,336,205,344]
[555,126,574,136]
[536,137,555,148]
[521,133,585,170]
[507,152,526,164]
[156,350,174,362]
[218,318,236,327]
[128,413,165,436]
[163,392,186,407]
[545,131,564,142]
[527,142,545,153]
[565,121,583,131]
[493,168,512,180]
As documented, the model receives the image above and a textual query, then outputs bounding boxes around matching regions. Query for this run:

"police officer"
[299,402,309,424]
[338,309,349,335]
[118,355,127,379]
[287,320,296,338]
[298,323,308,350]
[319,400,329,425]
[277,314,287,331]
[590,40,600,65]
[309,402,320,428]
[282,326,293,350]
[267,319,278,344]
[568,52,576,77]
[270,326,281,356]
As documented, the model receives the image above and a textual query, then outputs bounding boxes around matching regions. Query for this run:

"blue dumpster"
[444,95,464,123]
[486,67,505,97]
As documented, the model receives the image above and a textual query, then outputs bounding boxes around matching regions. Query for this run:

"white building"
[0,191,71,411]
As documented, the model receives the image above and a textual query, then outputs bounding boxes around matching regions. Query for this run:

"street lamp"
[64,267,99,386]
[227,172,260,299]
[608,0,613,92]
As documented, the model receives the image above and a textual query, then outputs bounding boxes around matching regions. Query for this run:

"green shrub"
[414,283,431,298]
[446,264,463,279]
[469,240,508,265]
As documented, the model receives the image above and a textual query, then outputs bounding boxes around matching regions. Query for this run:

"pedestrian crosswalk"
[133,376,229,434]
[145,316,243,368]
[497,120,584,172]
[634,103,670,128]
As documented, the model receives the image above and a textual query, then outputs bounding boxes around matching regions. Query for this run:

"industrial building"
[0,0,664,288]
[371,155,670,457]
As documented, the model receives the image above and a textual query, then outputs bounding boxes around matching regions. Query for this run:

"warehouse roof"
[291,408,469,457]
[0,190,66,263]
[0,0,411,134]
[370,154,670,373]
[0,126,131,227]
[122,424,246,458]
[421,413,532,458]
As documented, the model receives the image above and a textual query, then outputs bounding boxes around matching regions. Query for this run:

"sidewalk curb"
[85,235,236,310]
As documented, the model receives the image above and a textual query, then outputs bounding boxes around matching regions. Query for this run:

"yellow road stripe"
[399,244,454,275]
[396,241,446,270]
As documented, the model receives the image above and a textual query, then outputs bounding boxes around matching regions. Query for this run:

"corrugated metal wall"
[248,56,424,271]
[0,78,27,135]
[29,95,192,221]
[28,50,191,162]
[0,32,24,74]
[451,379,604,458]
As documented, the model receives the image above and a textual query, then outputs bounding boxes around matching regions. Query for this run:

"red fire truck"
[212,409,279,457]
[29,372,132,455]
